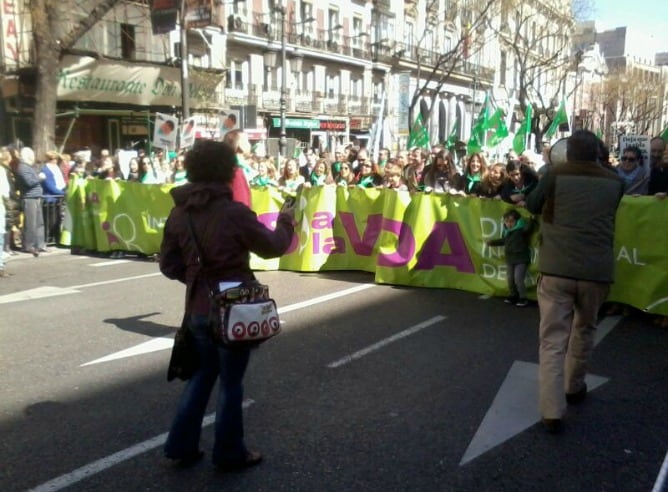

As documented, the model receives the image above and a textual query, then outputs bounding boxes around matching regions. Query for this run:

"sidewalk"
[2,247,70,262]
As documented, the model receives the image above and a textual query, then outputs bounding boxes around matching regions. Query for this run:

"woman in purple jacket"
[160,140,295,470]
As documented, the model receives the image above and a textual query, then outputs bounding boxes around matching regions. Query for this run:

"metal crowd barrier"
[42,195,65,246]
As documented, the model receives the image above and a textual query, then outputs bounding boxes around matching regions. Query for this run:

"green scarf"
[466,173,481,193]
[502,218,526,237]
[252,175,271,187]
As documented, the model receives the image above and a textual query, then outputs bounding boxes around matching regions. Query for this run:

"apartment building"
[0,0,578,155]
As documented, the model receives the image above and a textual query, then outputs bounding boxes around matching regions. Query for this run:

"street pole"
[279,5,287,161]
[180,0,190,120]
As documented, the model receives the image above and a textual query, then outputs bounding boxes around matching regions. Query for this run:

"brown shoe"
[0,269,10,278]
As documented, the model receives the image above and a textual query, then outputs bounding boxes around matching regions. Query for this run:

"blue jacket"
[40,164,66,202]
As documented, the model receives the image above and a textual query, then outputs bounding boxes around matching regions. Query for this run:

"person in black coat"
[500,160,538,206]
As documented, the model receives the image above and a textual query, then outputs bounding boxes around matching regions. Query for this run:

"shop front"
[1,54,223,154]
[349,116,372,148]
[311,117,349,152]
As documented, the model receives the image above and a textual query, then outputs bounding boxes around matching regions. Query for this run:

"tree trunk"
[29,0,121,159]
[30,0,60,159]
[32,45,61,158]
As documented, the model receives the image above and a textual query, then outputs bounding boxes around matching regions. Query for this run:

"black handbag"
[167,314,199,382]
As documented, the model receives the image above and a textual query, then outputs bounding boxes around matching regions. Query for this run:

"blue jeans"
[164,315,251,464]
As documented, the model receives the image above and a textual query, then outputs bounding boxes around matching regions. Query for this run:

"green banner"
[63,181,668,315]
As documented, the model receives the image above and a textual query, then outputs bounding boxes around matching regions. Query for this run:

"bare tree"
[403,0,498,126]
[571,0,595,22]
[602,68,667,140]
[490,0,577,148]
[30,0,121,157]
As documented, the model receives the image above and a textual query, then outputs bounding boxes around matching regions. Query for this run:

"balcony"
[227,14,249,34]
[294,90,313,112]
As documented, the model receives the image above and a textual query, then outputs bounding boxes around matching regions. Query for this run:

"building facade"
[5,0,662,159]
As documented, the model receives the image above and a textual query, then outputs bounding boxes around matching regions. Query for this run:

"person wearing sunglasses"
[617,145,649,195]
[335,162,357,187]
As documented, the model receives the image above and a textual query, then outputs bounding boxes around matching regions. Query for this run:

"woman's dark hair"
[567,129,599,162]
[185,140,237,183]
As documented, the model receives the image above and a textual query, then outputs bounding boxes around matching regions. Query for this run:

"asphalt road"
[1,249,667,492]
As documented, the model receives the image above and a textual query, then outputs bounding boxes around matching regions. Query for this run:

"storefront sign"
[1,0,31,70]
[319,120,347,131]
[350,117,371,131]
[57,55,221,107]
[271,117,319,129]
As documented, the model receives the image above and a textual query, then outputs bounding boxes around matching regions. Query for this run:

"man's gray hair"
[20,147,35,165]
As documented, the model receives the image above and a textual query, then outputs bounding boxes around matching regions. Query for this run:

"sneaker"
[504,296,518,305]
[515,298,529,307]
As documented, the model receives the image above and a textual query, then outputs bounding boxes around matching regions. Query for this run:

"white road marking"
[81,338,174,366]
[594,315,621,347]
[70,273,161,290]
[0,273,162,304]
[459,361,608,465]
[326,315,446,369]
[81,283,378,366]
[0,286,81,304]
[90,260,131,267]
[652,448,668,492]
[277,283,376,314]
[460,315,623,466]
[28,399,255,492]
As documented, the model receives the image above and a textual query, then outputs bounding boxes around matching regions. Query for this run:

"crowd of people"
[1,133,667,327]
[1,129,666,449]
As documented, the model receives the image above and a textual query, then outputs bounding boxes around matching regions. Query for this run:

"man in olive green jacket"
[526,130,624,433]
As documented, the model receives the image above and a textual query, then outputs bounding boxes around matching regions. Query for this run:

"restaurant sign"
[57,55,221,107]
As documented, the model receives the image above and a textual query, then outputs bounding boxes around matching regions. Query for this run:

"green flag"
[544,100,569,140]
[660,125,668,143]
[446,116,460,151]
[513,105,533,154]
[407,113,431,150]
[486,108,509,148]
[467,93,490,154]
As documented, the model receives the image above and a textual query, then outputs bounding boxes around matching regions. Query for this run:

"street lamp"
[266,0,312,161]
[179,0,190,120]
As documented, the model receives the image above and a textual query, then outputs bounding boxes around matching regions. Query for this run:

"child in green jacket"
[486,209,534,307]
